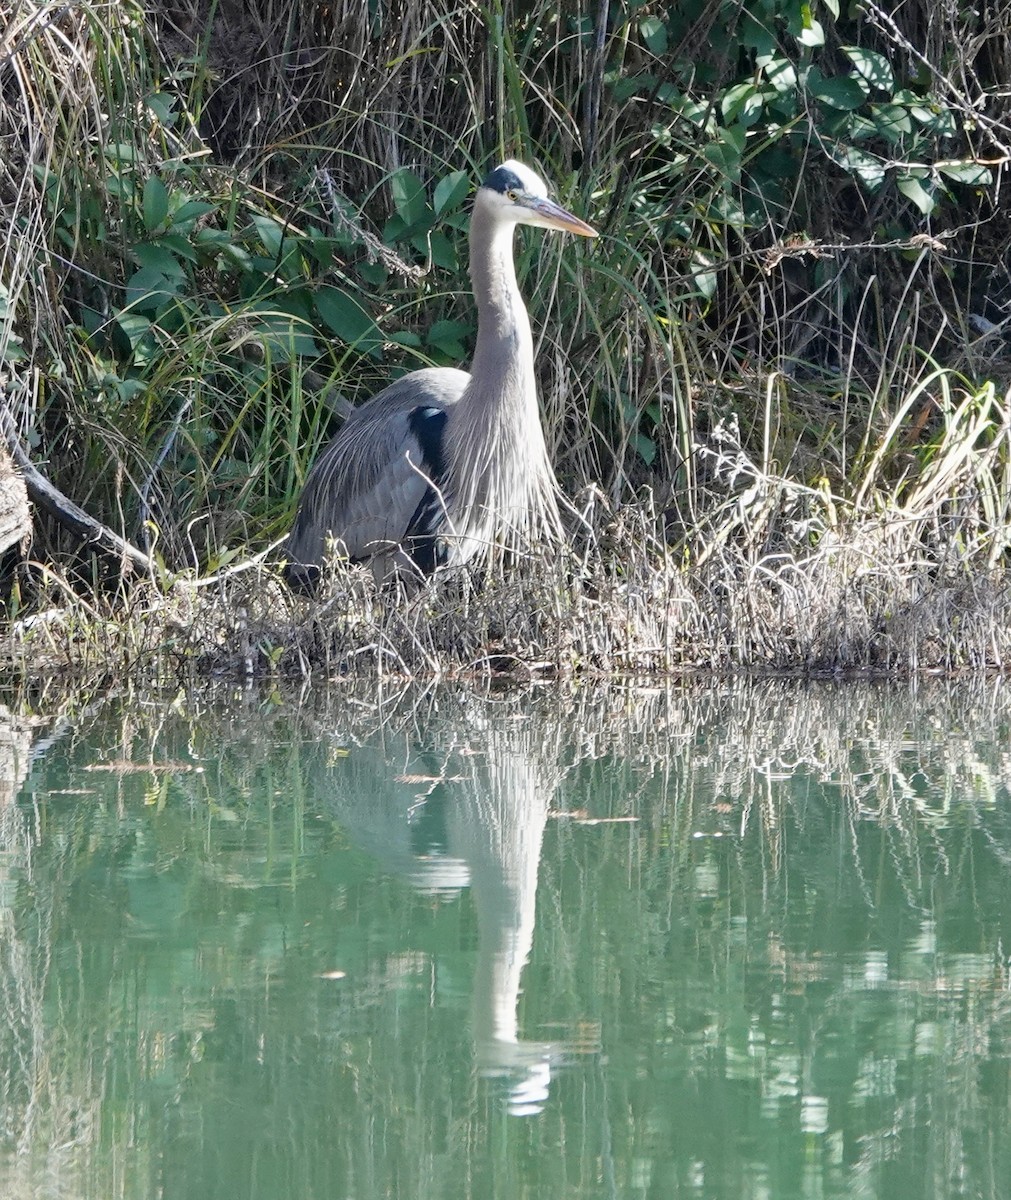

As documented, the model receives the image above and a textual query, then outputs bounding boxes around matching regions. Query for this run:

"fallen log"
[1,395,154,575]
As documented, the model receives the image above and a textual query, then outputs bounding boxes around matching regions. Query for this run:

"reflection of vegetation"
[545,679,1011,1197]
[0,681,1009,1197]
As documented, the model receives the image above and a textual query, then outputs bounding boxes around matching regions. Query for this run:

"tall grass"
[3,0,1011,675]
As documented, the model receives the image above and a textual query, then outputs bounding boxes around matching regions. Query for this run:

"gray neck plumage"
[465,205,537,418]
[444,200,560,558]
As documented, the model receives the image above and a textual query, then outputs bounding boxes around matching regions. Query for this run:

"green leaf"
[132,243,187,278]
[740,9,777,54]
[897,173,936,214]
[433,169,470,216]
[721,82,764,125]
[408,233,432,258]
[708,189,746,233]
[104,142,137,166]
[383,214,408,243]
[390,169,430,229]
[116,378,148,403]
[275,243,304,284]
[938,161,993,186]
[386,330,422,349]
[125,266,182,314]
[105,176,135,202]
[691,253,717,300]
[193,227,232,248]
[169,199,216,232]
[797,17,825,47]
[79,305,105,337]
[846,113,879,142]
[314,286,382,355]
[763,56,799,95]
[870,103,912,141]
[142,177,169,232]
[304,232,342,269]
[639,15,668,55]
[704,127,745,185]
[842,46,893,93]
[808,70,866,111]
[216,241,254,271]
[610,72,652,103]
[252,214,286,259]
[145,91,176,126]
[116,319,158,366]
[657,88,714,131]
[634,432,657,466]
[357,261,388,287]
[426,319,472,361]
[247,310,319,357]
[909,102,958,137]
[116,313,150,342]
[265,289,314,323]
[825,143,886,191]
[428,230,458,271]
[151,233,199,264]
[719,124,747,154]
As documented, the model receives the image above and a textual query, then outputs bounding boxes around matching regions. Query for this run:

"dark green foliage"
[2,0,1009,582]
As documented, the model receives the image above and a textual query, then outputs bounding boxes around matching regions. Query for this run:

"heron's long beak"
[525,194,598,237]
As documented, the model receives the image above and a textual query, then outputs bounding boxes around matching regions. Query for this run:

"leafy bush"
[2,0,1010,586]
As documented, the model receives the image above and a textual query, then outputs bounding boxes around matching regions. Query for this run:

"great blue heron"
[283,160,597,593]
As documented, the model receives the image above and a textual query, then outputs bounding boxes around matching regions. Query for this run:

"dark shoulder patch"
[481,165,525,195]
[408,406,448,475]
[405,406,450,575]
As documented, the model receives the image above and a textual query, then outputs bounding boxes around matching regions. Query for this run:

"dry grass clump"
[6,441,1011,684]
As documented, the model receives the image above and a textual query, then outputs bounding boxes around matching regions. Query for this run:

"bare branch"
[0,394,155,576]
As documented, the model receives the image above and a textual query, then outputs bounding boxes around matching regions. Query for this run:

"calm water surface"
[1,680,1009,1199]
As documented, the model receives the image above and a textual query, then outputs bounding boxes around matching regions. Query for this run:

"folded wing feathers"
[286,369,468,570]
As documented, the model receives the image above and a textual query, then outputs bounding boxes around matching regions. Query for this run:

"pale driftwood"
[1,396,154,575]
[0,442,29,556]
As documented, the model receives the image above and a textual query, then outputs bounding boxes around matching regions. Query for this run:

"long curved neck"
[443,200,560,557]
[466,205,536,416]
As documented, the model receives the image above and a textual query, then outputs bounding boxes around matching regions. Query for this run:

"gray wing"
[285,367,469,576]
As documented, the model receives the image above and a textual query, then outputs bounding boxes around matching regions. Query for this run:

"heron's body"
[284,161,596,593]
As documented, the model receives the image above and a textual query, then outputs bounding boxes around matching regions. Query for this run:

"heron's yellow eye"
[506,188,519,201]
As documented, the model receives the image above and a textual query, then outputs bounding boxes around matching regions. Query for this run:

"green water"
[1,680,1009,1199]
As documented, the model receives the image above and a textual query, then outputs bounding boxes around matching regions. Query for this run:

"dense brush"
[4,0,1011,676]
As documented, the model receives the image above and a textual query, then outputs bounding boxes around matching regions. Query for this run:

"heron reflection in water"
[319,705,566,1115]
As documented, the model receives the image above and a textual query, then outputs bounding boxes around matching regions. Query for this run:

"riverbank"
[6,462,1010,685]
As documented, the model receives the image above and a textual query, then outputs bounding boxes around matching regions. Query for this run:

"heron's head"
[478,160,597,238]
